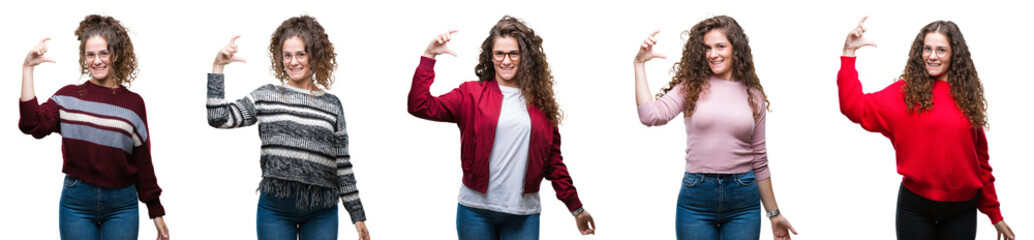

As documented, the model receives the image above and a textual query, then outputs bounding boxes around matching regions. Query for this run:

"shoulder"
[53,84,81,96]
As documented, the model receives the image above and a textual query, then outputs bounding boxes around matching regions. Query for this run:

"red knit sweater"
[838,56,1002,224]
[19,81,165,218]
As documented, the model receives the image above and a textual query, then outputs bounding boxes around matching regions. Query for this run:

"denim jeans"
[896,183,978,240]
[675,172,761,240]
[456,203,540,240]
[59,175,140,240]
[257,192,339,240]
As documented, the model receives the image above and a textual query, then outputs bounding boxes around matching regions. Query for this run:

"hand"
[24,38,57,68]
[770,215,797,240]
[355,221,370,240]
[153,216,170,240]
[575,210,595,235]
[995,220,1015,240]
[423,30,458,59]
[635,31,667,63]
[213,35,246,73]
[843,16,877,56]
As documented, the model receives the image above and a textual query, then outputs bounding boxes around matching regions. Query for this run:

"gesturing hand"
[635,31,667,63]
[355,221,370,240]
[423,30,458,59]
[770,215,797,240]
[153,216,170,240]
[24,38,57,67]
[214,35,246,66]
[843,16,878,56]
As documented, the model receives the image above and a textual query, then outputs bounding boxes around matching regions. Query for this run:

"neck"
[90,77,119,88]
[936,74,948,82]
[287,79,316,91]
[496,76,518,88]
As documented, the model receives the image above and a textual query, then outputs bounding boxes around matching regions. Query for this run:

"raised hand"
[423,30,458,59]
[770,215,797,240]
[843,16,878,56]
[995,220,1015,240]
[213,35,246,73]
[575,210,596,235]
[635,31,666,63]
[24,38,57,67]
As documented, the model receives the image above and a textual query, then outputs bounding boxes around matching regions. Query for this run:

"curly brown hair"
[75,14,137,88]
[269,15,337,90]
[475,15,562,125]
[900,21,987,128]
[658,15,769,121]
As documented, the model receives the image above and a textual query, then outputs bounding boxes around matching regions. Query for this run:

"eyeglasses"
[492,51,521,62]
[283,52,308,63]
[921,46,949,58]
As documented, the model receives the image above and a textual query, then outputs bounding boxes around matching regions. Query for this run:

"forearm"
[21,66,35,101]
[757,178,779,213]
[633,61,654,107]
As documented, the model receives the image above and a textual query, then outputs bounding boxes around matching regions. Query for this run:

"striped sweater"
[18,81,165,218]
[206,73,365,223]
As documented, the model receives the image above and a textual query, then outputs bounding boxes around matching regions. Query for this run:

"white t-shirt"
[458,85,541,215]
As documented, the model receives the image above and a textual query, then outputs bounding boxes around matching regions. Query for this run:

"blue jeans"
[456,204,540,240]
[59,175,140,240]
[257,192,339,240]
[676,172,761,240]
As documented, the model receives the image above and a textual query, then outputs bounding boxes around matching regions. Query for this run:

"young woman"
[205,15,370,240]
[839,17,1015,240]
[18,14,170,240]
[408,15,595,239]
[633,15,796,240]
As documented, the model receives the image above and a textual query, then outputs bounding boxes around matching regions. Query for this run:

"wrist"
[842,49,855,57]
[571,207,585,217]
[766,208,780,218]
[422,52,436,59]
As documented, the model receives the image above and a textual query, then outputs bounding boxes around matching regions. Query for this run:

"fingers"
[787,223,798,235]
[858,16,868,28]
[229,35,241,45]
[40,37,52,45]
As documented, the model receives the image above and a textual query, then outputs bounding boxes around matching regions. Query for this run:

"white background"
[1,0,1030,239]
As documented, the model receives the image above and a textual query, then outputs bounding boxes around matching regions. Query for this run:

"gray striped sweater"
[206,73,365,223]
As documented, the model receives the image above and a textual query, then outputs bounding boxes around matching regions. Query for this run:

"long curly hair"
[900,21,987,128]
[269,15,337,90]
[75,14,137,88]
[658,15,769,121]
[475,15,562,125]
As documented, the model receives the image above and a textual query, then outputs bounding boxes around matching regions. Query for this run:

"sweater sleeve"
[637,84,686,126]
[543,126,584,212]
[206,73,258,129]
[407,56,465,123]
[973,128,1003,224]
[750,99,771,181]
[333,102,366,223]
[131,101,165,218]
[837,56,891,134]
[19,95,61,138]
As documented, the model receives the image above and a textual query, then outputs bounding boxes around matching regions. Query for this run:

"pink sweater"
[638,76,770,180]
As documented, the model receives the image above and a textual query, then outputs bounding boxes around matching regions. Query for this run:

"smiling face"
[922,32,952,81]
[84,35,112,81]
[281,36,311,83]
[703,29,734,80]
[492,36,520,84]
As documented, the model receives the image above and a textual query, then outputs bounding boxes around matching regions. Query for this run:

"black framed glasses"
[492,51,520,62]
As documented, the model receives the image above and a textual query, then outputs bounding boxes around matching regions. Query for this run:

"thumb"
[862,40,878,48]
[655,53,667,59]
[444,47,457,57]
[41,57,57,64]
[232,56,247,63]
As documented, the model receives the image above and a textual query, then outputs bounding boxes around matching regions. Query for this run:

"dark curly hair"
[900,20,987,128]
[475,15,562,125]
[269,15,337,90]
[74,14,137,88]
[658,15,769,121]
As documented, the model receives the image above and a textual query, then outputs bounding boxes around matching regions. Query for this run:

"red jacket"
[838,56,1002,224]
[408,57,582,211]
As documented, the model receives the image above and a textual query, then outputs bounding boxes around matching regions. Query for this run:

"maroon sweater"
[838,56,1002,224]
[408,57,583,212]
[19,81,165,218]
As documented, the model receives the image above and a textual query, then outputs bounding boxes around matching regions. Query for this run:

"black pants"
[896,183,978,240]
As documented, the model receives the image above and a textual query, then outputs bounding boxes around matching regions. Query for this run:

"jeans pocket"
[735,173,756,186]
[63,175,80,188]
[681,173,699,188]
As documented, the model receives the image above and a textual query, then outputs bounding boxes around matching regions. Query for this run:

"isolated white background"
[1,0,1029,239]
